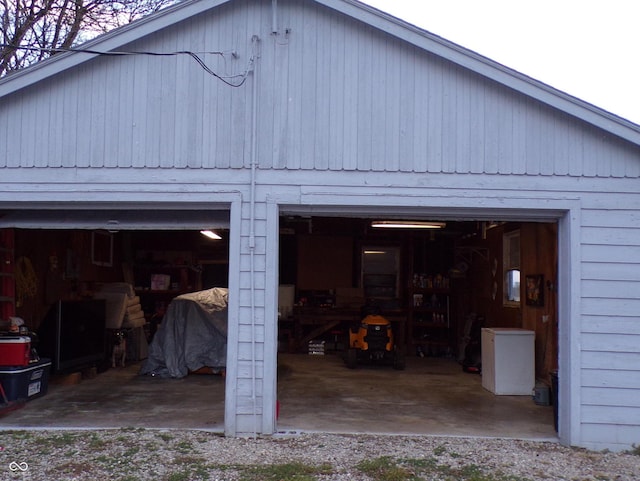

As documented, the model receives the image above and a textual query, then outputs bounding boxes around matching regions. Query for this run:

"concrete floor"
[0,353,557,441]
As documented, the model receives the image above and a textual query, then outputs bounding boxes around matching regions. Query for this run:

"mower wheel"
[346,348,358,369]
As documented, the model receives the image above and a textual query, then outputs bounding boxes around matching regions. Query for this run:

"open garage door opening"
[276,215,559,439]
[0,208,231,431]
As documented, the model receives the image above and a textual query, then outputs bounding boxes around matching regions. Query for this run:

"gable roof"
[2,0,639,146]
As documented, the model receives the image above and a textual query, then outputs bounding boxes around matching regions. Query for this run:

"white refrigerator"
[481,328,535,395]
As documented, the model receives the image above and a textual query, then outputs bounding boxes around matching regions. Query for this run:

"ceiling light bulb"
[200,230,221,240]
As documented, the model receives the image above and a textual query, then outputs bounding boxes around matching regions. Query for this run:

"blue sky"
[361,0,640,126]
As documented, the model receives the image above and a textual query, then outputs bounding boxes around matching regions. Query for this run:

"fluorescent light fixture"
[364,250,387,255]
[200,230,222,240]
[371,220,446,229]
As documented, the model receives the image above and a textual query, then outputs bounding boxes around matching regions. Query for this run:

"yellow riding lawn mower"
[345,312,405,370]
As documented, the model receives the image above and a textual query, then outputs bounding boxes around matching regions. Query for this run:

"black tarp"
[140,288,227,378]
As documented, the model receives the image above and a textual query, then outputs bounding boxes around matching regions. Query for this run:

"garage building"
[1,0,639,451]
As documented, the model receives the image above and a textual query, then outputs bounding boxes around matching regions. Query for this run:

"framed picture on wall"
[525,274,544,307]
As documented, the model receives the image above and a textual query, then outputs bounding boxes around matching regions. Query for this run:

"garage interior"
[0,214,558,438]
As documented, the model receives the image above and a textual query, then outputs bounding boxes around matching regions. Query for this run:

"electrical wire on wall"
[0,44,254,87]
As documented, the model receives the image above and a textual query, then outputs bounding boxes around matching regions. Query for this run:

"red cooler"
[0,336,31,366]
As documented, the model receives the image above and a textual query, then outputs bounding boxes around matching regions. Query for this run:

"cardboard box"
[0,336,31,366]
[0,358,51,402]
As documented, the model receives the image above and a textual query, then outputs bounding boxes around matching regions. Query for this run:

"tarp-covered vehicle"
[140,288,227,378]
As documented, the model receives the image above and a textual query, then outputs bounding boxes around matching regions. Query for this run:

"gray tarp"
[139,287,228,378]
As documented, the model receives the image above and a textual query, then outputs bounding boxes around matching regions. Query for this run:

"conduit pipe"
[272,0,278,34]
[248,34,260,438]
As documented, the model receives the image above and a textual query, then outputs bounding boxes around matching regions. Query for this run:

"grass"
[356,456,533,481]
[239,461,333,481]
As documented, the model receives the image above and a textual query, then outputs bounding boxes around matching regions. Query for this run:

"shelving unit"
[407,285,451,356]
[406,234,455,356]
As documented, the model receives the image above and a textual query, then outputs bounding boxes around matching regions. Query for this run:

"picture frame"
[525,274,544,306]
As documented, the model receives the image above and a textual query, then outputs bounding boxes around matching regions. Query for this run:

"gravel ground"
[0,429,638,481]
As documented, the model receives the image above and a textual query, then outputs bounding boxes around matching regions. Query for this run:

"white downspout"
[249,34,260,438]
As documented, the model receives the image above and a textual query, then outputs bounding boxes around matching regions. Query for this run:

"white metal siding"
[580,204,640,449]
[1,0,639,176]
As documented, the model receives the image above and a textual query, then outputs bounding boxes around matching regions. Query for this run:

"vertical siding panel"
[145,51,162,168]
[48,81,64,167]
[159,37,178,169]
[272,34,290,169]
[441,63,457,173]
[454,68,471,173]
[497,91,513,174]
[596,136,613,178]
[260,25,276,171]
[0,98,7,167]
[236,2,256,170]
[582,127,598,177]
[412,55,429,173]
[342,20,359,171]
[74,67,92,168]
[20,93,36,168]
[328,14,346,171]
[483,83,499,174]
[89,62,107,168]
[213,18,231,169]
[131,54,149,168]
[174,21,198,169]
[5,93,22,167]
[468,77,484,173]
[398,43,415,173]
[299,6,318,170]
[624,145,640,177]
[539,111,554,176]
[314,7,330,171]
[202,16,221,169]
[553,116,570,176]
[188,21,206,169]
[511,96,527,174]
[370,33,387,171]
[356,27,373,170]
[567,122,583,177]
[117,58,135,168]
[104,59,121,168]
[384,37,400,172]
[284,4,303,170]
[525,102,542,175]
[35,86,51,168]
[426,58,443,173]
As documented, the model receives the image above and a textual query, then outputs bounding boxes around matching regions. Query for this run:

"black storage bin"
[0,358,51,402]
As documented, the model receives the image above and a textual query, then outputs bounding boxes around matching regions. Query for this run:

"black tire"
[346,348,358,369]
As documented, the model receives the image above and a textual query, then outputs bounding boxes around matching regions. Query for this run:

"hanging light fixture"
[200,230,222,240]
[371,220,446,229]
